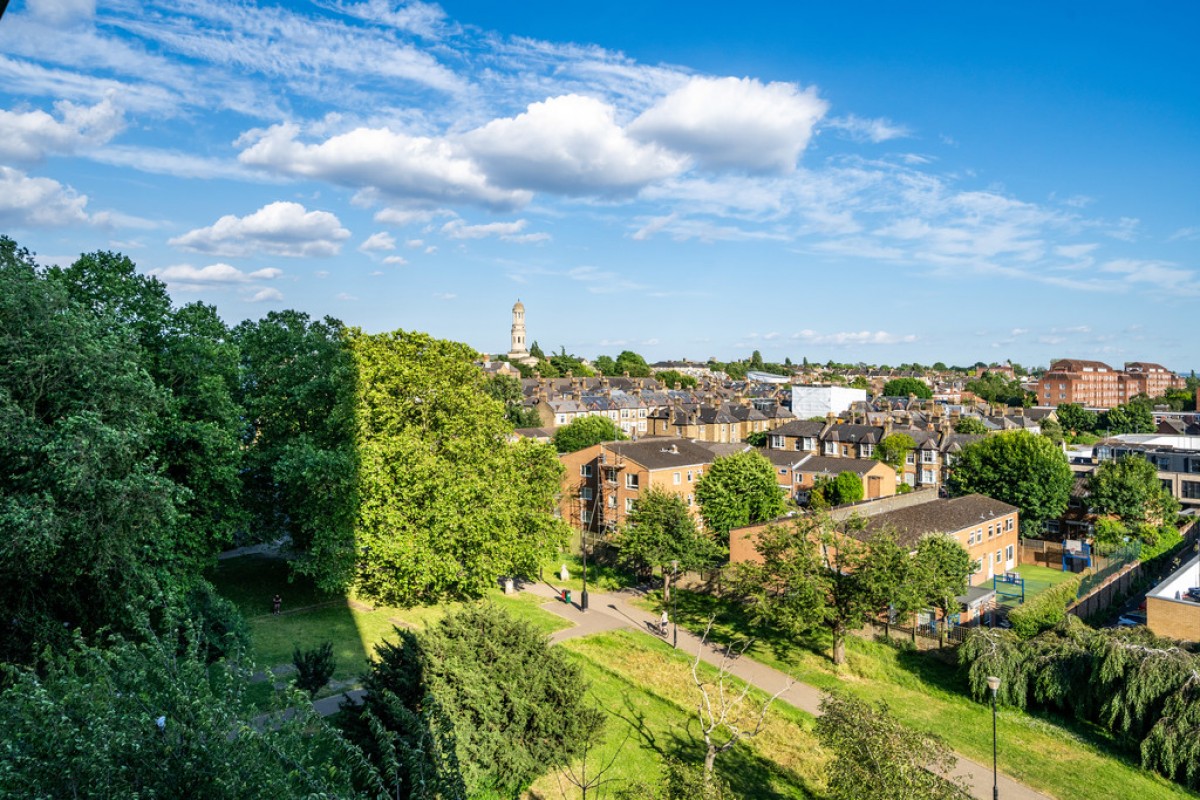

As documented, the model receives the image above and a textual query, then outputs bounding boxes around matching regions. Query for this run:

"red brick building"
[1036,359,1183,408]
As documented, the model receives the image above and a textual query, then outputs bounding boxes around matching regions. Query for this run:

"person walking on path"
[659,609,669,637]
[272,594,282,616]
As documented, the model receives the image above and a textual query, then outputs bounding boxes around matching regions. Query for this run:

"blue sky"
[1,0,1196,370]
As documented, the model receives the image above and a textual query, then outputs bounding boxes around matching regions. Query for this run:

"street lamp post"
[670,559,679,649]
[987,675,1001,800]
[580,532,589,612]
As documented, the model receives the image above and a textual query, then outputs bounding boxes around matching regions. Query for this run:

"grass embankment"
[641,590,1194,800]
[209,554,570,688]
[528,630,823,800]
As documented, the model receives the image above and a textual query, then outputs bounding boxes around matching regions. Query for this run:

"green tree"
[1055,403,1098,434]
[953,416,989,435]
[655,369,698,389]
[594,354,617,375]
[966,372,1030,406]
[815,471,865,506]
[549,346,595,377]
[1087,456,1180,524]
[744,430,768,447]
[234,311,358,590]
[882,377,932,398]
[1039,417,1065,446]
[529,340,546,360]
[816,693,970,800]
[849,375,870,390]
[293,641,336,694]
[874,433,916,478]
[0,239,183,664]
[749,350,765,370]
[913,534,976,647]
[1099,402,1155,435]
[614,349,653,377]
[946,431,1073,533]
[485,373,541,428]
[350,330,570,605]
[0,625,365,798]
[615,488,722,599]
[695,451,786,539]
[346,606,604,798]
[552,414,627,453]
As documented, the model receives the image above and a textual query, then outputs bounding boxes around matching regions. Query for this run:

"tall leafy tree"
[234,311,358,589]
[882,377,932,399]
[1099,401,1155,435]
[0,239,182,664]
[1054,403,1098,434]
[552,414,627,453]
[614,349,652,377]
[484,373,541,428]
[593,354,616,375]
[1087,455,1180,524]
[874,432,916,478]
[615,488,722,599]
[350,330,570,605]
[946,431,1073,534]
[695,451,785,539]
[953,416,989,435]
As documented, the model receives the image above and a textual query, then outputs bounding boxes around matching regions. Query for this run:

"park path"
[524,581,1051,800]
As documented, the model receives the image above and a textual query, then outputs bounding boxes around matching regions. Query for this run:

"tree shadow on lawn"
[600,679,819,799]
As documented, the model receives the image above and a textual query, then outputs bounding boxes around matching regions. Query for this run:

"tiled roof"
[603,438,717,470]
[859,494,1018,547]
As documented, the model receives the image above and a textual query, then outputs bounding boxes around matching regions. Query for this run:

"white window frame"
[581,464,593,477]
[673,472,681,485]
[580,487,593,500]
[770,435,785,449]
[625,474,639,490]
[625,497,635,512]
[824,441,836,455]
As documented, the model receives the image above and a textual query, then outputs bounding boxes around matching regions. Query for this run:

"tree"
[874,433,916,478]
[350,330,570,606]
[655,369,698,389]
[293,641,336,694]
[749,350,765,370]
[831,471,865,505]
[615,489,722,600]
[553,414,627,453]
[1087,456,1180,524]
[614,350,652,377]
[946,431,1073,533]
[1039,417,1065,446]
[953,416,989,435]
[816,693,970,800]
[695,451,786,539]
[1054,403,1098,434]
[0,624,365,799]
[346,606,604,799]
[1100,402,1155,435]
[485,373,541,428]
[882,377,932,398]
[529,340,546,360]
[913,534,976,647]
[550,346,595,377]
[744,430,768,447]
[850,375,870,390]
[0,239,183,664]
[966,373,1030,407]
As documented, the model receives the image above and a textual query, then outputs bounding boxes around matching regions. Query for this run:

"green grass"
[997,563,1082,607]
[539,550,637,593]
[527,630,823,799]
[639,589,1195,800]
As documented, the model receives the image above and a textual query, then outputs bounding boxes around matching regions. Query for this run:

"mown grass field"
[643,589,1196,800]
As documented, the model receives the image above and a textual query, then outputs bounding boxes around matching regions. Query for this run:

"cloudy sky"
[1,0,1196,369]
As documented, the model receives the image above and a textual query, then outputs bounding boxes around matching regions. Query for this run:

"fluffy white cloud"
[628,76,828,173]
[374,206,453,226]
[237,123,528,210]
[441,219,544,241]
[382,255,408,265]
[1100,259,1196,294]
[169,201,350,257]
[359,231,397,252]
[461,94,686,195]
[150,263,282,285]
[248,287,283,302]
[0,96,123,161]
[25,0,96,26]
[0,166,90,227]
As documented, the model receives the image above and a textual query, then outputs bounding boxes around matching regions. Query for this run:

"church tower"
[507,300,538,365]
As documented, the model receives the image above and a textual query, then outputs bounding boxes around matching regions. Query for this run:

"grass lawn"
[540,550,637,593]
[210,554,571,690]
[527,630,823,799]
[640,590,1195,800]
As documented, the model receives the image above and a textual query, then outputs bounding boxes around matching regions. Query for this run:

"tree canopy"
[1087,456,1180,524]
[1099,401,1155,435]
[881,377,932,399]
[615,488,722,594]
[695,451,786,539]
[1055,403,1098,434]
[946,431,1073,532]
[953,416,989,435]
[552,414,627,453]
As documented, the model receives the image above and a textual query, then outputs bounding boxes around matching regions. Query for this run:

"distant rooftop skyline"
[1,1,1195,369]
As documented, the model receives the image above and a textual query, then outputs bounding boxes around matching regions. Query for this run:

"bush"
[1006,574,1083,639]
[293,641,336,694]
[182,580,249,663]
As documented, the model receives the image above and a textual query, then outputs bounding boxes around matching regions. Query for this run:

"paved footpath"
[525,581,1051,800]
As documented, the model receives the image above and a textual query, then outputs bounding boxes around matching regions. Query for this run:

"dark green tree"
[615,488,722,599]
[953,416,989,435]
[882,377,932,398]
[1087,456,1180,524]
[946,431,1073,533]
[614,349,652,377]
[529,340,546,360]
[749,350,765,371]
[549,346,595,377]
[655,369,698,389]
[1099,402,1155,435]
[484,373,541,428]
[695,451,786,539]
[1054,403,1098,434]
[593,354,617,375]
[874,433,916,478]
[293,641,336,694]
[552,414,627,453]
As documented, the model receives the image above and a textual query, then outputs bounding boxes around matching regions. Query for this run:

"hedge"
[1006,573,1083,639]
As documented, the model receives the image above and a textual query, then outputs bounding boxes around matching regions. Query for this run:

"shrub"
[293,641,336,694]
[1006,574,1083,639]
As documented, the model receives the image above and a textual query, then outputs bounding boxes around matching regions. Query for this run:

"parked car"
[1116,611,1148,627]
[1184,587,1200,602]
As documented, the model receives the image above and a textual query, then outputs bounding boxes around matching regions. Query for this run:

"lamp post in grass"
[670,559,679,649]
[987,675,1001,800]
[580,530,589,612]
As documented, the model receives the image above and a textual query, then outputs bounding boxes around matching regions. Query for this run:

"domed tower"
[506,300,537,365]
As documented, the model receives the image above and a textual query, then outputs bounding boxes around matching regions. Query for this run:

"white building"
[791,385,867,419]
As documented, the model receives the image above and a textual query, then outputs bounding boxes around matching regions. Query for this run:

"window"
[861,444,875,458]
[625,474,639,490]
[771,435,785,449]
[1182,481,1200,500]
[1045,519,1061,534]
[604,468,617,483]
[581,464,593,477]
[802,437,815,451]
[987,524,993,538]
[580,487,593,500]
[975,528,982,544]
[581,509,592,524]
[686,494,693,506]
[779,468,788,475]
[842,445,849,456]
[905,453,915,465]
[920,469,935,484]
[699,425,706,435]
[673,472,681,485]
[1190,459,1200,474]
[824,441,836,455]
[995,550,1002,564]
[639,409,646,418]
[607,495,616,508]
[1005,545,1014,562]
[1005,517,1013,532]
[921,450,936,464]
[625,498,634,512]
[687,470,693,482]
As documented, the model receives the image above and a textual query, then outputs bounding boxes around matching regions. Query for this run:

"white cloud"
[359,231,397,252]
[790,329,918,346]
[433,292,456,300]
[337,292,358,301]
[0,166,90,227]
[383,255,408,265]
[441,218,543,241]
[328,0,450,38]
[1169,226,1200,242]
[629,76,828,172]
[248,287,283,302]
[461,94,686,195]
[238,123,528,210]
[825,114,911,143]
[26,0,96,27]
[374,206,453,226]
[1100,259,1196,294]
[1010,328,1029,336]
[0,96,123,162]
[150,263,282,285]
[169,201,350,257]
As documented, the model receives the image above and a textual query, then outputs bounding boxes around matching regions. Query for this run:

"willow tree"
[349,330,570,605]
